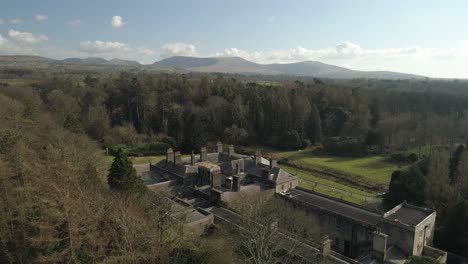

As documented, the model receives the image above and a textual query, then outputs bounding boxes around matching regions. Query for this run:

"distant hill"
[62,57,108,65]
[0,55,54,64]
[153,56,424,79]
[0,55,424,79]
[104,58,140,66]
[61,57,140,66]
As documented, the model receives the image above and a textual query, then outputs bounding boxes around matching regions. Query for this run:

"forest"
[2,69,468,261]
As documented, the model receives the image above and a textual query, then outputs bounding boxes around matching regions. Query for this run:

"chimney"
[173,151,182,166]
[228,144,235,156]
[200,147,207,162]
[320,235,332,259]
[216,142,223,153]
[166,148,174,164]
[191,151,195,165]
[232,175,240,192]
[254,150,262,165]
[269,155,278,170]
[372,231,388,262]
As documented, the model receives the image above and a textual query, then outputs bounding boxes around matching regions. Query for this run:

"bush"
[300,139,311,149]
[390,152,419,163]
[407,153,418,163]
[323,138,366,156]
[110,142,171,157]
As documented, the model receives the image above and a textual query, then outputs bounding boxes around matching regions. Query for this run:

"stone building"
[147,143,446,263]
[150,143,299,202]
[279,187,447,263]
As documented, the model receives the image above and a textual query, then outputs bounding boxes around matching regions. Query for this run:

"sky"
[1,0,468,78]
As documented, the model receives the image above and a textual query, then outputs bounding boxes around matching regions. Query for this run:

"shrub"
[323,138,366,156]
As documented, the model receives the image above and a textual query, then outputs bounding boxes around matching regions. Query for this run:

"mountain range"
[0,55,424,79]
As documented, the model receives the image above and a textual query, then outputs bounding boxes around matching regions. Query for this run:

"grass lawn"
[290,155,398,184]
[281,165,376,197]
[298,181,366,205]
[242,146,399,184]
[129,155,166,164]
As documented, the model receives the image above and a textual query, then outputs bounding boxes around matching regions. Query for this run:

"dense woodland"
[8,72,467,156]
[2,70,468,261]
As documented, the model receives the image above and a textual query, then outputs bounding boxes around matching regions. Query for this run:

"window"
[335,218,341,230]
[281,184,285,190]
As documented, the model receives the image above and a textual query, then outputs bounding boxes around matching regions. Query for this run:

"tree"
[383,166,426,209]
[227,193,320,264]
[224,125,248,145]
[449,144,465,184]
[307,104,322,144]
[440,199,468,257]
[107,149,144,192]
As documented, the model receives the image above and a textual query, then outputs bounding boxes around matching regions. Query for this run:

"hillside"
[0,55,423,79]
[153,56,424,79]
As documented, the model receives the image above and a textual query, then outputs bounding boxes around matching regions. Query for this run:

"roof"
[287,188,382,226]
[384,203,433,226]
[271,167,297,183]
[198,162,221,171]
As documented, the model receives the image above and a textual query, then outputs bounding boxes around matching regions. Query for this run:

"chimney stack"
[216,142,223,153]
[254,150,262,165]
[228,145,235,156]
[200,147,207,162]
[191,151,195,165]
[173,151,182,166]
[269,155,278,170]
[166,148,174,164]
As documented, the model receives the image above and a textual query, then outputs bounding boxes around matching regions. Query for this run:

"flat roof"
[287,188,382,226]
[384,205,431,226]
[197,161,220,170]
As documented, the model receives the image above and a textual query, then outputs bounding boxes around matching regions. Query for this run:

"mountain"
[153,56,424,79]
[104,58,141,66]
[0,55,55,64]
[153,56,277,75]
[61,57,107,64]
[0,55,424,79]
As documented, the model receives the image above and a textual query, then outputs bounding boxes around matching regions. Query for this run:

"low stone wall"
[423,245,447,264]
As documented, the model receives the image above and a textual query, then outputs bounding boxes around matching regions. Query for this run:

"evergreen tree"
[449,144,465,184]
[307,104,322,144]
[440,199,468,256]
[108,149,145,192]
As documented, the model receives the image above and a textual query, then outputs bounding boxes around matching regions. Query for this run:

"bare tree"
[224,192,321,264]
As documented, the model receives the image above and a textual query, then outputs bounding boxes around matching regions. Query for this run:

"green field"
[281,165,376,197]
[244,146,398,184]
[290,155,398,184]
[130,155,166,164]
[298,181,367,204]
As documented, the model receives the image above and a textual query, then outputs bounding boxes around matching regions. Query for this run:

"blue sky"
[1,0,468,78]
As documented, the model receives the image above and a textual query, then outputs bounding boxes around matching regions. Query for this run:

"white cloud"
[214,41,426,64]
[35,14,48,22]
[161,42,197,58]
[77,40,157,63]
[137,47,157,56]
[9,18,22,24]
[0,35,5,47]
[111,16,126,28]
[8,29,48,45]
[67,19,82,27]
[79,41,130,53]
